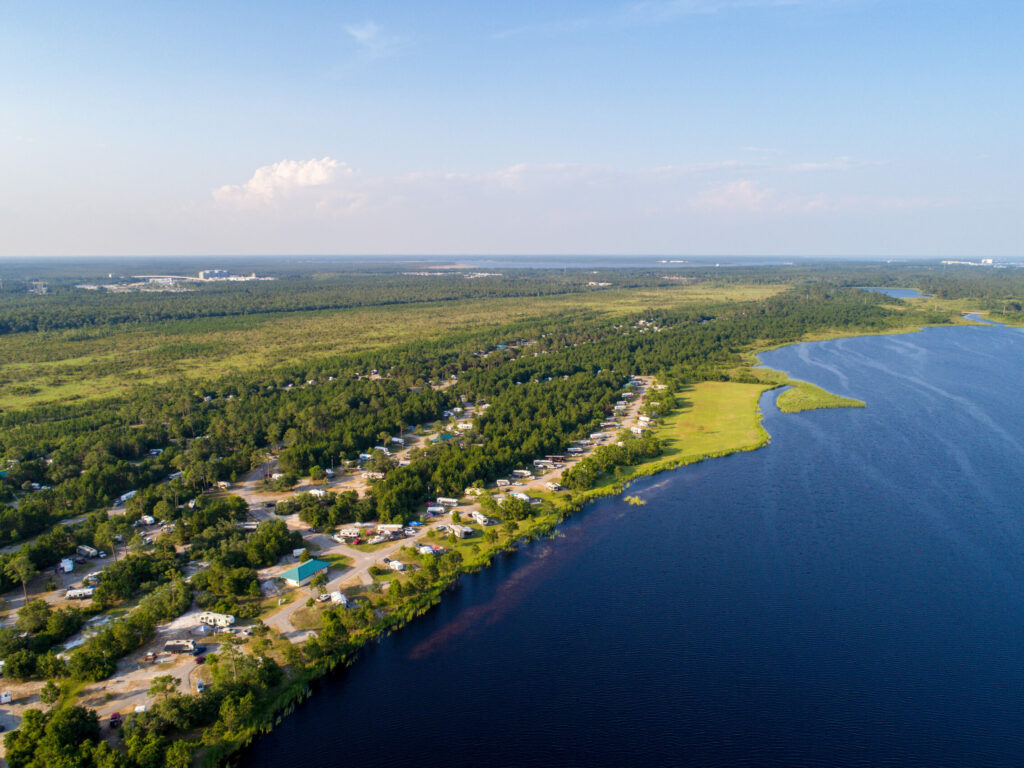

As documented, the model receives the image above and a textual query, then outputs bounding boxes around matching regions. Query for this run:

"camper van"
[197,611,236,629]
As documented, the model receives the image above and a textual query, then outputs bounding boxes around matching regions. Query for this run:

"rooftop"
[279,558,330,582]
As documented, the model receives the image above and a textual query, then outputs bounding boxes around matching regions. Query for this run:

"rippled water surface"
[242,322,1024,768]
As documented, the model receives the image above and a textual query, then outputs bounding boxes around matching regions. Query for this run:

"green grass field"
[657,381,771,460]
[588,381,772,494]
[776,381,866,413]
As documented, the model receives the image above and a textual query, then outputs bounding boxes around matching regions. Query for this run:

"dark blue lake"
[241,322,1024,768]
[863,287,930,299]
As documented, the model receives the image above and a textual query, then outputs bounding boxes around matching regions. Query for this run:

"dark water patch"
[862,287,930,299]
[241,322,1024,768]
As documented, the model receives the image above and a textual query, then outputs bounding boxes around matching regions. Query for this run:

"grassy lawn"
[658,381,770,460]
[776,381,865,413]
[316,553,354,570]
[581,381,772,496]
[290,606,324,631]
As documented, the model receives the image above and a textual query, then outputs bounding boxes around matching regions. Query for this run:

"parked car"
[109,713,122,729]
[196,680,206,692]
[194,655,205,665]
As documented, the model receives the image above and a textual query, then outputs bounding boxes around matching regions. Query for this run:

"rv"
[65,587,94,600]
[76,545,99,558]
[436,497,459,507]
[60,558,74,573]
[164,639,197,654]
[198,612,236,628]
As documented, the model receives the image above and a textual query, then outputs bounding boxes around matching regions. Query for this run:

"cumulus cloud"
[213,157,345,206]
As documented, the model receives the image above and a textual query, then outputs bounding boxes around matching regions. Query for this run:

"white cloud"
[692,179,777,212]
[344,21,400,58]
[790,156,884,172]
[213,157,345,206]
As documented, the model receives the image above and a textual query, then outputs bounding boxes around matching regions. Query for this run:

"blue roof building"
[279,558,330,587]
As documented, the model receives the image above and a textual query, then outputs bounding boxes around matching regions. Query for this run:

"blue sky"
[2,0,1021,257]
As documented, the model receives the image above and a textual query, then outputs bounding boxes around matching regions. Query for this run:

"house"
[198,611,236,628]
[278,558,330,587]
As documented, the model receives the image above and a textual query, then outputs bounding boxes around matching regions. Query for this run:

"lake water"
[241,321,1024,768]
[863,287,929,299]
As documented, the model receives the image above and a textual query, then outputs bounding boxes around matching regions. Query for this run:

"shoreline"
[225,346,882,766]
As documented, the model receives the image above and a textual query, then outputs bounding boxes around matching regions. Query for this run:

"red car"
[109,713,122,729]
[194,655,205,665]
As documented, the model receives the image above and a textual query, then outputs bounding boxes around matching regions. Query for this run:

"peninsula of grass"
[566,376,866,504]
[775,380,866,413]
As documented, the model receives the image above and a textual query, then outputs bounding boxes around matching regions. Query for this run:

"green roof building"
[279,558,330,587]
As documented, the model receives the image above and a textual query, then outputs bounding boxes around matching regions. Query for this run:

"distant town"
[75,269,274,292]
